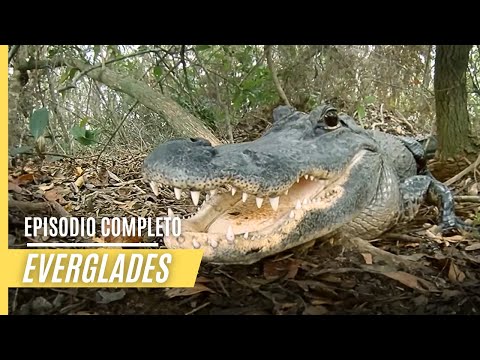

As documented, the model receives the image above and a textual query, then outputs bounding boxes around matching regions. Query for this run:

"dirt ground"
[7,107,480,315]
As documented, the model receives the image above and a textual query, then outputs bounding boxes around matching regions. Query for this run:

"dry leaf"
[165,283,215,298]
[361,253,373,265]
[14,173,34,185]
[383,271,437,292]
[303,305,328,315]
[44,189,60,201]
[8,182,23,193]
[448,262,465,283]
[465,243,480,251]
[75,175,85,188]
[38,183,55,191]
[75,167,84,176]
[444,235,464,242]
[263,259,299,280]
[107,170,121,182]
[467,183,478,195]
[102,218,142,243]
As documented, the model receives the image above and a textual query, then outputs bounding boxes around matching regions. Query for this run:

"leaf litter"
[7,115,480,315]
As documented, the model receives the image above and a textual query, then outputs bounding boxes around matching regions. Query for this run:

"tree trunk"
[433,45,474,159]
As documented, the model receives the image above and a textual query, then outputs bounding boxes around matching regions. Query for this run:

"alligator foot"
[400,174,466,236]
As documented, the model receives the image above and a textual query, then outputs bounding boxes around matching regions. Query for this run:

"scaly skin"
[142,105,463,264]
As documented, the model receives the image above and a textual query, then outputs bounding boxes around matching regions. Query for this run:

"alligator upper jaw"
[145,150,369,264]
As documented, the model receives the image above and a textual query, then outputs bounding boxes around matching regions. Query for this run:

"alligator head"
[142,105,403,264]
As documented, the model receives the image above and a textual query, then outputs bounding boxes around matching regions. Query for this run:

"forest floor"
[7,105,480,315]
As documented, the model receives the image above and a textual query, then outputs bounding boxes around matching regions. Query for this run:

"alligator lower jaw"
[147,150,369,264]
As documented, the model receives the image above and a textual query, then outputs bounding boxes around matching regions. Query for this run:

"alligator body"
[142,105,461,264]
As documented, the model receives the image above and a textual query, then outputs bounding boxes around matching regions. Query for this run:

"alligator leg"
[400,174,463,235]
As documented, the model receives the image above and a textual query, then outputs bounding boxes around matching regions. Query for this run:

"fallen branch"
[455,195,480,203]
[444,152,480,186]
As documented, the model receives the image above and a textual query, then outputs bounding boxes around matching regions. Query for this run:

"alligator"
[142,105,466,265]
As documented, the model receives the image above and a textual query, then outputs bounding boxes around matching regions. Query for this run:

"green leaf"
[357,104,366,119]
[153,66,163,79]
[364,95,376,105]
[29,108,49,139]
[79,117,89,128]
[10,145,33,156]
[197,45,211,51]
[71,125,98,146]
[70,125,86,139]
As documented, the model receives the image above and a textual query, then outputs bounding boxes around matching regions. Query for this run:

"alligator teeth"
[289,210,295,218]
[256,197,264,208]
[231,187,237,196]
[190,191,200,206]
[209,239,218,248]
[303,198,309,205]
[206,194,210,201]
[242,192,248,202]
[296,178,300,183]
[150,181,159,196]
[304,175,309,180]
[167,208,174,218]
[174,187,182,200]
[295,200,302,209]
[210,189,217,196]
[310,175,314,181]
[226,225,235,241]
[244,232,249,239]
[192,239,200,249]
[284,189,289,195]
[269,196,280,211]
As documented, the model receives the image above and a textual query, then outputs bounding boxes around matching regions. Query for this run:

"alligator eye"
[324,111,340,129]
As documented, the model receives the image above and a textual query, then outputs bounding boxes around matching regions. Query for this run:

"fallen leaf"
[38,183,55,191]
[310,298,334,306]
[303,305,328,315]
[14,173,34,185]
[101,218,142,243]
[404,243,420,248]
[8,182,23,193]
[263,259,299,280]
[361,253,373,265]
[165,283,215,298]
[75,167,84,176]
[75,175,85,188]
[44,189,60,201]
[444,235,465,242]
[465,243,480,251]
[467,183,478,195]
[448,262,465,283]
[383,271,437,292]
[96,290,126,304]
[107,170,121,182]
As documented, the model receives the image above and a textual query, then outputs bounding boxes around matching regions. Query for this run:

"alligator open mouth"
[146,150,368,264]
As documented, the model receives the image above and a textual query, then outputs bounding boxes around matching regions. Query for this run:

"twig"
[455,196,480,203]
[185,301,211,315]
[265,45,290,106]
[383,233,423,242]
[444,152,480,186]
[95,100,139,168]
[8,45,20,65]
